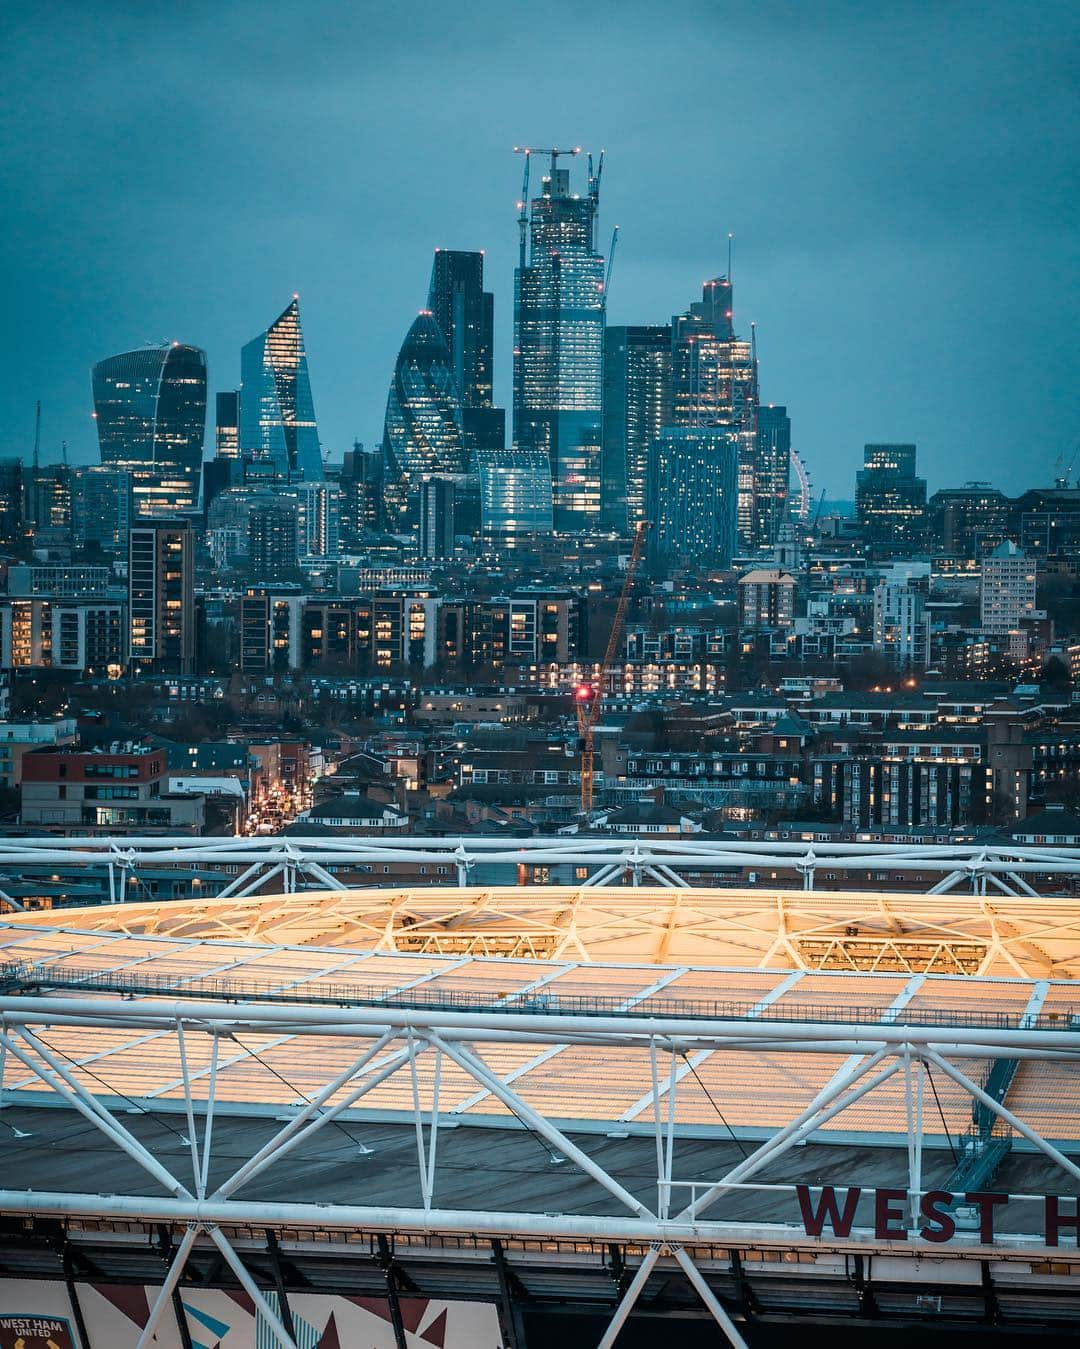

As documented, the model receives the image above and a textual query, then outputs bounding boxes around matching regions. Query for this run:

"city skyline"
[2,3,1076,500]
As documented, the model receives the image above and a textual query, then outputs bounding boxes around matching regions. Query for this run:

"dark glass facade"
[601,325,671,532]
[513,162,605,533]
[428,250,504,455]
[477,449,553,543]
[381,313,470,532]
[128,518,195,674]
[240,298,322,481]
[755,404,792,546]
[647,427,738,566]
[91,344,207,516]
[856,443,927,548]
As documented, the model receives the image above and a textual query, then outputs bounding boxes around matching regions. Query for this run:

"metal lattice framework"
[1,833,1078,915]
[8,883,1080,978]
[1,984,1079,1349]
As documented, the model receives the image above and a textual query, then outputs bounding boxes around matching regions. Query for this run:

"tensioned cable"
[680,1052,749,1160]
[924,1060,958,1164]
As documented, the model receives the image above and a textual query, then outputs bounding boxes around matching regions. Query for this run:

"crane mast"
[575,520,649,815]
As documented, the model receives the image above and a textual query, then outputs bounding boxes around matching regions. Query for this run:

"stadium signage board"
[0,1316,76,1349]
[796,1186,1080,1245]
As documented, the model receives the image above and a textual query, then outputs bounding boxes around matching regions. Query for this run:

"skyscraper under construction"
[513,149,605,533]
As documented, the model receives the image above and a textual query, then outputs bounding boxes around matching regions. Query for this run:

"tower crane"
[602,225,619,307]
[513,146,581,268]
[575,520,649,814]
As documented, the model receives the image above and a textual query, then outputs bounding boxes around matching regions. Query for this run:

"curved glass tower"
[91,343,206,515]
[239,297,322,481]
[381,312,469,532]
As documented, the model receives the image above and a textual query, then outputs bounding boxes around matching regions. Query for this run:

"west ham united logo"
[0,1316,76,1349]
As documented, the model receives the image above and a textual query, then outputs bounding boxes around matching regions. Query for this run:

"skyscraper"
[927,484,1011,557]
[295,480,340,558]
[381,312,469,533]
[601,325,671,532]
[239,297,322,481]
[755,405,792,547]
[513,154,605,533]
[418,477,456,559]
[249,503,299,582]
[91,344,207,516]
[128,518,195,675]
[669,278,759,549]
[646,427,738,566]
[427,250,505,456]
[0,460,23,552]
[855,444,927,549]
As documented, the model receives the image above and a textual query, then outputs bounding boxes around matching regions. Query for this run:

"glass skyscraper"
[91,343,207,516]
[856,444,927,549]
[670,278,759,549]
[513,158,605,533]
[601,325,671,532]
[381,312,470,532]
[427,250,504,456]
[240,297,322,481]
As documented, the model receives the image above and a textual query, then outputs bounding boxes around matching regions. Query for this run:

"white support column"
[923,1047,1080,1185]
[135,1223,199,1349]
[176,1020,204,1197]
[596,1245,660,1349]
[431,1033,656,1221]
[671,1246,749,1349]
[1004,870,1040,898]
[206,1225,298,1349]
[1,1028,193,1200]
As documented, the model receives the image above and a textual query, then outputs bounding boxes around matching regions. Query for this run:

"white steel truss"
[0,834,1078,916]
[1,992,1079,1348]
[7,881,1080,978]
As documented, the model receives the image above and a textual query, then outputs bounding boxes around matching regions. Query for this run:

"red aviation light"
[575,685,594,701]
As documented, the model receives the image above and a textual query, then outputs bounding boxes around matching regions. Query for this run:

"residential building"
[249,503,299,581]
[128,519,195,675]
[418,477,456,559]
[646,427,738,566]
[980,541,1037,632]
[0,719,77,788]
[91,343,207,515]
[20,744,204,834]
[0,598,126,674]
[295,480,341,558]
[739,569,797,630]
[873,578,931,667]
[513,156,605,532]
[71,465,132,554]
[754,405,791,546]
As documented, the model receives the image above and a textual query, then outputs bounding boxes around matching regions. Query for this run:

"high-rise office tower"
[71,466,132,555]
[669,278,759,549]
[24,464,72,542]
[601,325,671,532]
[340,442,383,544]
[755,405,791,547]
[128,518,195,675]
[418,477,456,559]
[91,344,207,516]
[239,297,322,481]
[646,427,739,566]
[855,444,927,549]
[427,250,505,456]
[215,391,240,459]
[381,312,469,533]
[513,154,605,533]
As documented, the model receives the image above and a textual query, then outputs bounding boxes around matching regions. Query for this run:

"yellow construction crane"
[575,520,649,814]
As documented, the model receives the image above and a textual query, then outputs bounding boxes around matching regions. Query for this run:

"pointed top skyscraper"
[240,297,322,481]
